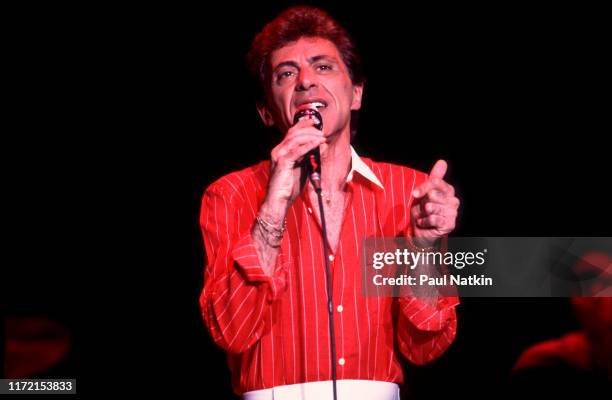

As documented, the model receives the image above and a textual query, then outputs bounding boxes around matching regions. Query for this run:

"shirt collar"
[347,146,384,190]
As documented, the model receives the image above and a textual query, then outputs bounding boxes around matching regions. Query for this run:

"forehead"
[270,37,342,67]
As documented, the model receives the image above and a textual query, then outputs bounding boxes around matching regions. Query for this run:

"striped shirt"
[199,147,459,395]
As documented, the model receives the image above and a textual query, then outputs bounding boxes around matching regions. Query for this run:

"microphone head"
[293,108,323,130]
[293,108,322,185]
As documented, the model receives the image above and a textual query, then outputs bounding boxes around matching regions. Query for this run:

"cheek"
[269,89,290,111]
[343,80,356,102]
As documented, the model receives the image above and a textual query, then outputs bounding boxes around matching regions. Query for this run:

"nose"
[296,68,316,92]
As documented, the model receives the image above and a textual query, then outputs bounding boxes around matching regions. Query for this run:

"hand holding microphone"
[265,108,325,211]
[253,111,325,277]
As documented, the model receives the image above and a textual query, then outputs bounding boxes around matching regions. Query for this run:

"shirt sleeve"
[392,165,460,364]
[397,232,460,364]
[199,181,289,353]
[395,295,459,365]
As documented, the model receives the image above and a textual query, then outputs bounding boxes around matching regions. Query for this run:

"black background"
[6,1,610,398]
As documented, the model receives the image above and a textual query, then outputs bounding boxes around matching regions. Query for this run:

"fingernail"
[413,189,419,197]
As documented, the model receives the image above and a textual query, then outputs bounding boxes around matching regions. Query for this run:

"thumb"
[429,159,448,179]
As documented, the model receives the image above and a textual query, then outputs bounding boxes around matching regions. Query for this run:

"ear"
[256,103,275,127]
[350,82,365,111]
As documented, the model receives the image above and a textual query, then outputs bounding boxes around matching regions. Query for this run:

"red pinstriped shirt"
[199,147,459,395]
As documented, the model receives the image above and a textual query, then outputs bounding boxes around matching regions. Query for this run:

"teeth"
[310,102,325,109]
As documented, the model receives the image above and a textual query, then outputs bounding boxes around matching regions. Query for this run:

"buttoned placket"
[302,182,355,371]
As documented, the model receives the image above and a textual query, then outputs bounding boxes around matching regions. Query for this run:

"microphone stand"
[309,162,338,400]
[296,108,337,400]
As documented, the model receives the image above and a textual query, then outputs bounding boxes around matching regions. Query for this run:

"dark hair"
[246,5,364,103]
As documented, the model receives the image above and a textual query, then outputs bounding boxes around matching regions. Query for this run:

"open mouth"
[296,100,328,111]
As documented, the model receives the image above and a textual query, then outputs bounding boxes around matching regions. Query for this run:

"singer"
[199,6,461,399]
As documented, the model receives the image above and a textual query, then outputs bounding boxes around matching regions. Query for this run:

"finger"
[277,130,327,156]
[413,175,455,197]
[424,202,447,216]
[416,214,446,229]
[423,189,455,205]
[422,201,459,220]
[284,132,326,148]
[273,135,325,162]
[412,182,428,199]
[425,191,460,208]
[276,130,324,159]
[416,179,454,198]
[432,178,455,197]
[411,202,424,219]
[429,159,447,180]
[448,196,460,210]
[287,138,326,161]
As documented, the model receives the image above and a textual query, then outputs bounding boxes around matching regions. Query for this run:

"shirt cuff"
[399,295,459,331]
[231,231,288,302]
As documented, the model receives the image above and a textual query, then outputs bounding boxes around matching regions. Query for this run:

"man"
[200,6,460,399]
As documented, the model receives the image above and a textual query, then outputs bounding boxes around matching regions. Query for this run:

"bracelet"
[256,221,282,248]
[255,214,286,248]
[256,215,286,237]
[406,237,439,253]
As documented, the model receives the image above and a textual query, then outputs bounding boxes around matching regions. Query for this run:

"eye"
[276,70,295,82]
[317,64,333,72]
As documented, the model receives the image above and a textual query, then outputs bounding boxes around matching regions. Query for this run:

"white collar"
[346,146,384,189]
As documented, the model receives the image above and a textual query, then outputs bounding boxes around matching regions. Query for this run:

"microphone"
[293,109,322,189]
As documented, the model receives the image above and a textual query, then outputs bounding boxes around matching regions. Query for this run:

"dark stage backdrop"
[6,1,609,398]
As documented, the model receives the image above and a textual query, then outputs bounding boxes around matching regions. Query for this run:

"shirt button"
[329,254,335,262]
[337,305,343,312]
[307,207,313,214]
[338,358,345,366]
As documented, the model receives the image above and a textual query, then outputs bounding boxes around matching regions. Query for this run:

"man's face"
[261,37,363,138]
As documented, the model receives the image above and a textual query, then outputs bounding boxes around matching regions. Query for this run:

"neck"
[317,130,351,193]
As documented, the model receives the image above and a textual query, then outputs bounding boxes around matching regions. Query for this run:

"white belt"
[243,379,400,400]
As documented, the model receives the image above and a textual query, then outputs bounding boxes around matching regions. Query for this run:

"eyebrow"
[273,55,338,72]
